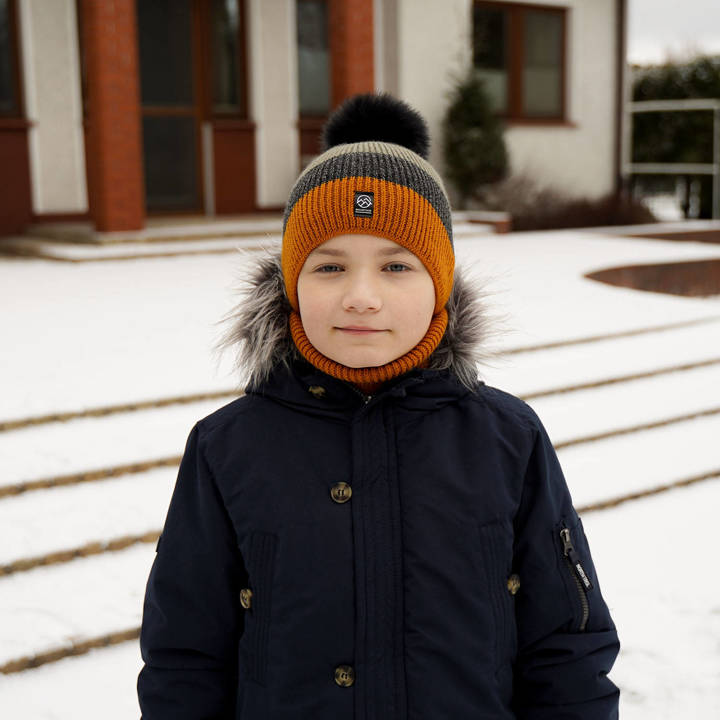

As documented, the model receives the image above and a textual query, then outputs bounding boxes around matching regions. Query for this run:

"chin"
[339,358,386,368]
[335,352,393,368]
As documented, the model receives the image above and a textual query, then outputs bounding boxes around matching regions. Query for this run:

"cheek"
[298,280,330,328]
[404,280,436,325]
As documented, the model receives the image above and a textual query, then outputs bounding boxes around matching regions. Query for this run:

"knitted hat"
[281,93,455,389]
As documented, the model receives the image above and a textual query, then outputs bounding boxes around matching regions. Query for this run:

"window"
[0,0,20,116]
[209,0,247,116]
[473,2,566,121]
[296,0,330,116]
[137,0,194,107]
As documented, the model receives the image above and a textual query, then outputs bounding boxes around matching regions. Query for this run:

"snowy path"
[2,363,718,566]
[0,544,154,665]
[2,398,717,661]
[0,642,144,720]
[583,480,720,720]
[485,318,720,395]
[2,480,719,720]
[0,468,174,564]
[557,414,720,507]
[1,227,720,718]
[0,398,225,487]
[529,362,720,440]
[3,320,717,490]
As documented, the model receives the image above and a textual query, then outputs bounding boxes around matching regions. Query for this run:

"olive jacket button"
[507,574,521,595]
[334,664,355,687]
[308,385,326,398]
[240,587,253,609]
[330,481,352,503]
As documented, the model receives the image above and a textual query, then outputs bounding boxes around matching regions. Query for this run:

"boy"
[137,93,620,719]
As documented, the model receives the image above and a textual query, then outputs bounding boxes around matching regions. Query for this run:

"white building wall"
[18,0,88,214]
[394,0,473,175]
[504,0,618,198]
[249,0,300,209]
[393,0,619,200]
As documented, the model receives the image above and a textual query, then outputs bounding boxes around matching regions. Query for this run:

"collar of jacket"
[216,246,498,410]
[246,354,483,415]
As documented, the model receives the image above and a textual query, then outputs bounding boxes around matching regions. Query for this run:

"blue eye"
[385,263,410,272]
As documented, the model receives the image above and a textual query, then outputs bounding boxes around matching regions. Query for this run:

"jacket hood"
[214,246,504,394]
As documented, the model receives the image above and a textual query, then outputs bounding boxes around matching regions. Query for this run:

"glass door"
[136,0,201,212]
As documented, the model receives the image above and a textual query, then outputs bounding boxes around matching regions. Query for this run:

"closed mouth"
[337,327,385,333]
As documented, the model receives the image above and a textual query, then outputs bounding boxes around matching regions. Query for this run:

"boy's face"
[297,233,436,368]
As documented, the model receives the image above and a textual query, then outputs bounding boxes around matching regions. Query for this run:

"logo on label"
[354,191,374,218]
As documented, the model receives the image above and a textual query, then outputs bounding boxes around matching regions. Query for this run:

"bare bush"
[481,175,657,231]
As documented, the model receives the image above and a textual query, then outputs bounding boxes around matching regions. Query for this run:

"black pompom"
[322,92,430,159]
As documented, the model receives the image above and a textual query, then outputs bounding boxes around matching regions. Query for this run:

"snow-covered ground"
[1,225,720,718]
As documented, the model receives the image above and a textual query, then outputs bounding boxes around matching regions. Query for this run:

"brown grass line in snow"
[0,390,239,432]
[502,315,720,354]
[577,469,720,513]
[0,628,140,675]
[522,356,720,399]
[3,347,720,435]
[0,471,718,674]
[1,405,719,501]
[0,457,182,499]
[554,406,720,449]
[0,530,161,577]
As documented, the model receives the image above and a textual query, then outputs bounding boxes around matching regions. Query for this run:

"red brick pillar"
[329,0,375,108]
[81,0,144,232]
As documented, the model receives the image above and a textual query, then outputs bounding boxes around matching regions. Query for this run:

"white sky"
[629,0,720,64]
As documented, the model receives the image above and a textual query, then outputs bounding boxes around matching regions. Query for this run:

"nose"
[341,271,382,312]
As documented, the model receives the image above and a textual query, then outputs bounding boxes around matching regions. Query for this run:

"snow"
[490,318,720,393]
[558,414,720,508]
[1,224,719,717]
[0,468,174,564]
[0,399,228,487]
[582,482,720,719]
[0,233,273,260]
[0,544,154,664]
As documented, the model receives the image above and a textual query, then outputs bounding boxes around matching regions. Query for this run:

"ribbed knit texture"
[282,177,454,315]
[289,309,448,395]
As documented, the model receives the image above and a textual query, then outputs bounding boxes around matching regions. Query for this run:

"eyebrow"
[311,246,415,257]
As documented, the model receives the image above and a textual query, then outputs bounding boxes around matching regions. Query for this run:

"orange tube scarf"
[289,308,448,395]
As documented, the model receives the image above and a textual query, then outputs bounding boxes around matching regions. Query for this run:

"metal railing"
[622,98,720,219]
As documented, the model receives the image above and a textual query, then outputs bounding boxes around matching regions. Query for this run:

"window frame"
[473,0,568,124]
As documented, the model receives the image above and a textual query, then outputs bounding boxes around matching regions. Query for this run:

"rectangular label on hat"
[354,191,374,218]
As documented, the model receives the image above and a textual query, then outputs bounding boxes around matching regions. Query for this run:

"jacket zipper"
[344,381,373,405]
[559,526,593,631]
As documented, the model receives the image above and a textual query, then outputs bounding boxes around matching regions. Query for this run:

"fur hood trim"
[214,246,504,393]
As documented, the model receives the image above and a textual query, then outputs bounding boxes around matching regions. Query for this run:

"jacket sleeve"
[137,422,247,720]
[511,411,620,720]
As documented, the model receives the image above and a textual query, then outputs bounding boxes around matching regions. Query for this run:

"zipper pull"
[342,380,373,406]
[560,527,594,591]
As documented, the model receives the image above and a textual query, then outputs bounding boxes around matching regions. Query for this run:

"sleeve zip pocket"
[559,524,593,631]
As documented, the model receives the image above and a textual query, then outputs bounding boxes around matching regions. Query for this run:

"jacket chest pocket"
[477,519,518,669]
[239,531,278,686]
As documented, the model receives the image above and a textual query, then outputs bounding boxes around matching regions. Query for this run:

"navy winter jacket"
[137,255,620,719]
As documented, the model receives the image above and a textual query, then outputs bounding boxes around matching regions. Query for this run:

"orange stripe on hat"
[281,177,454,315]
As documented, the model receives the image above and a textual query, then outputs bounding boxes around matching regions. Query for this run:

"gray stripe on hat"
[283,151,453,244]
[302,141,449,194]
